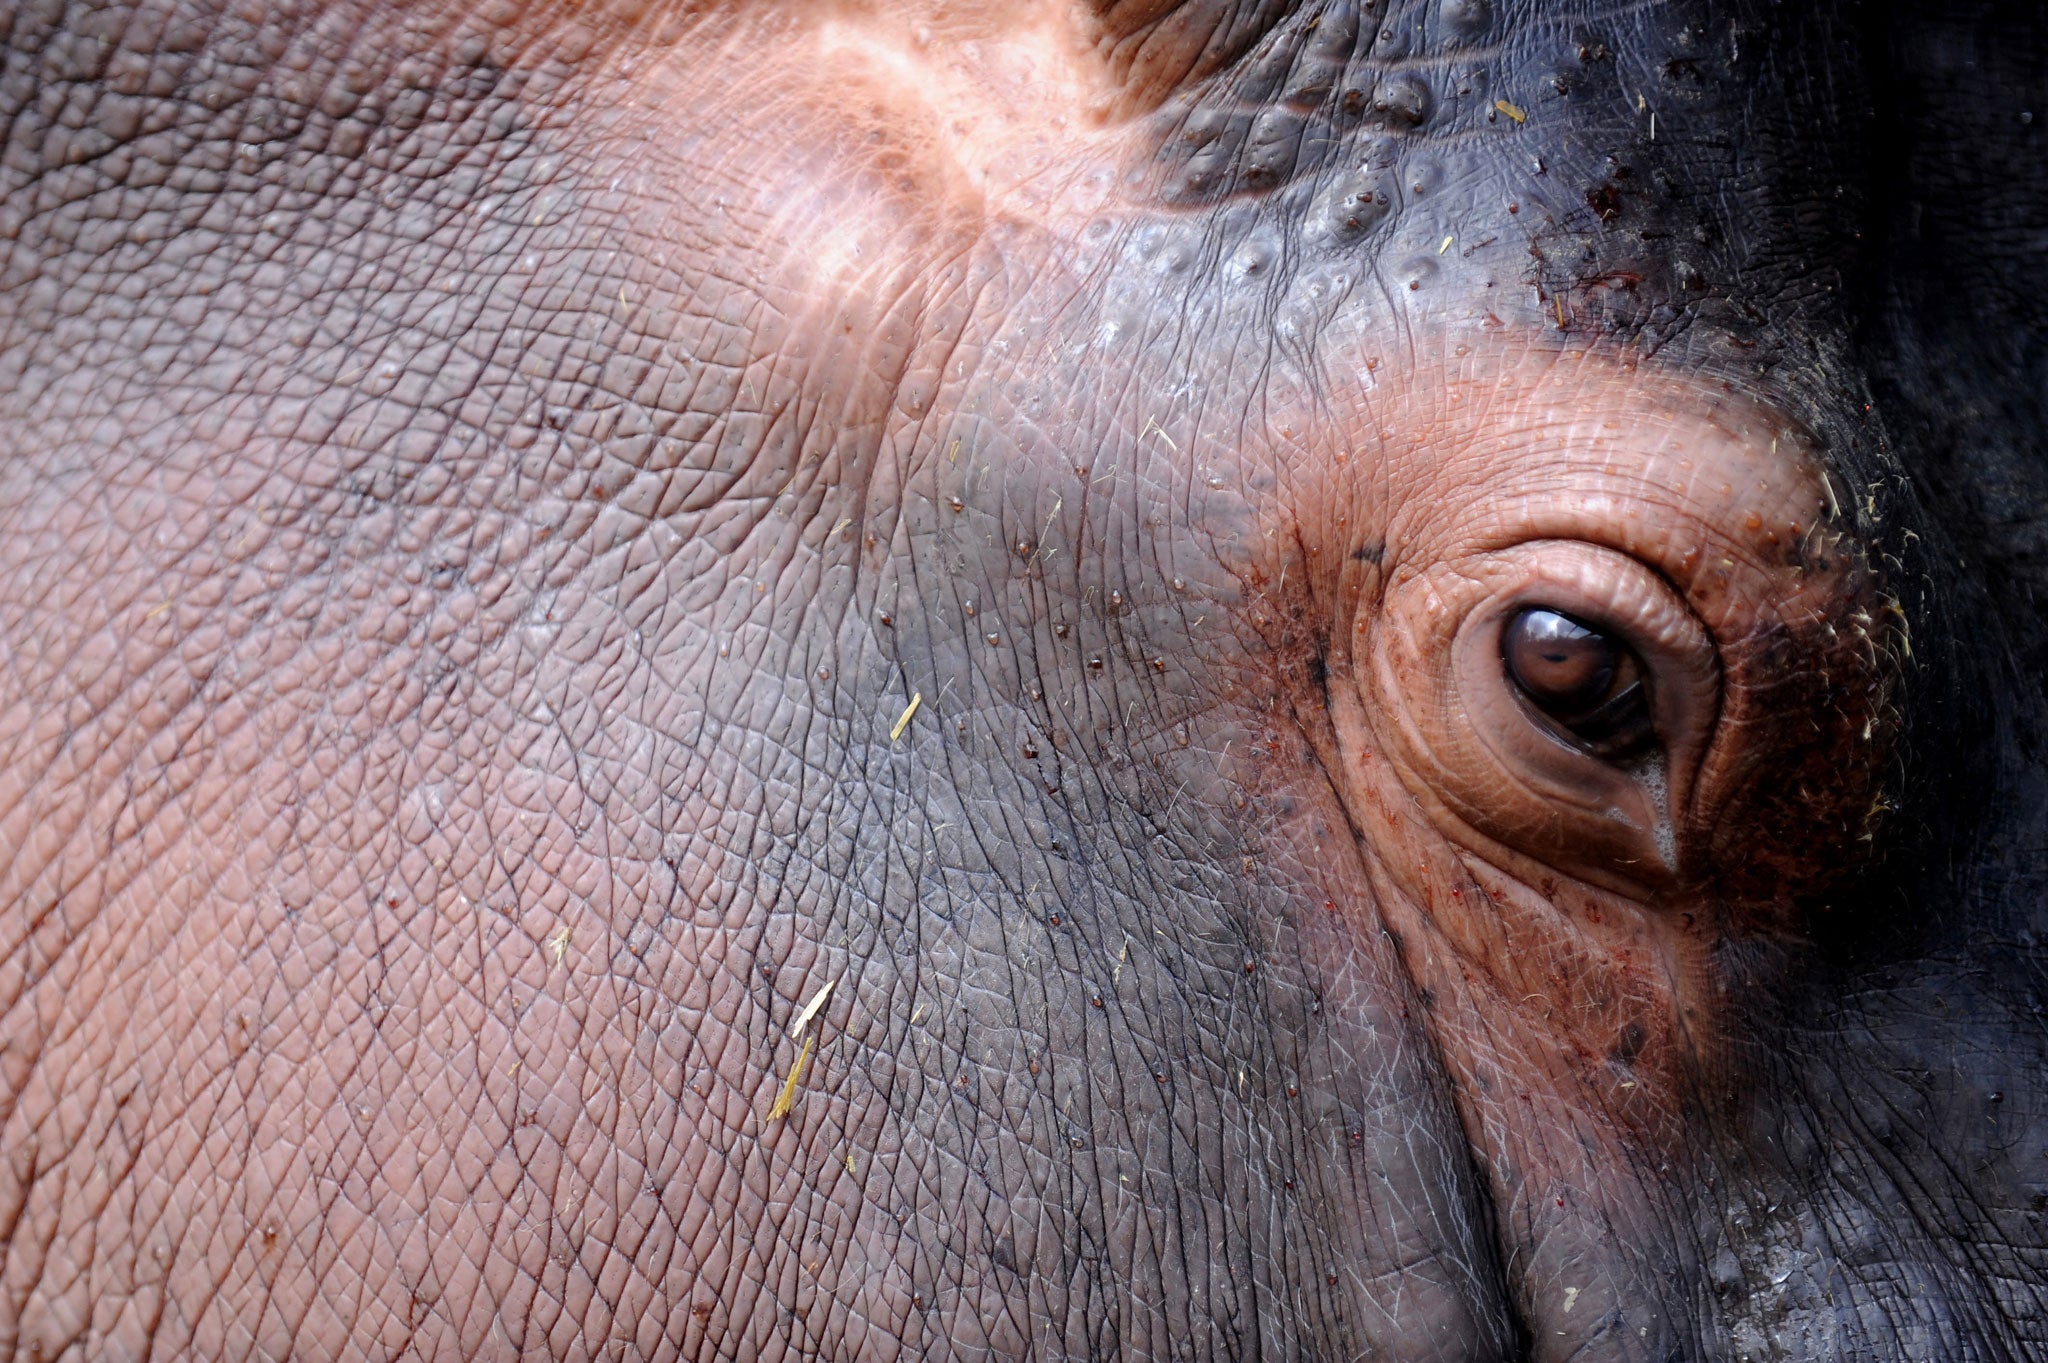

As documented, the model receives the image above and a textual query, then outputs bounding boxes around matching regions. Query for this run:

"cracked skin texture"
[0,0,2045,1360]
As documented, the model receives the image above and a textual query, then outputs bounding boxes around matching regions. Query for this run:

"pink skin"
[1280,347,1892,1350]
[0,3,1903,1360]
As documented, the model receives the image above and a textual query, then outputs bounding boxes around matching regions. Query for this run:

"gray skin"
[0,0,2044,1359]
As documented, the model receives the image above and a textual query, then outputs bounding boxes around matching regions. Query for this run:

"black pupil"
[1504,609,1618,713]
[1502,608,1655,757]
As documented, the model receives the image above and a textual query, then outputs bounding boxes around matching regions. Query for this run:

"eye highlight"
[1502,608,1655,760]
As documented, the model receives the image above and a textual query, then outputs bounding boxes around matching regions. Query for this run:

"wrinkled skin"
[2,0,2046,1358]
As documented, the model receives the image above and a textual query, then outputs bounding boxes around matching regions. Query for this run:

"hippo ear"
[1071,0,1299,116]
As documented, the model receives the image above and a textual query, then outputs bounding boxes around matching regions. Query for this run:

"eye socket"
[1359,541,1725,895]
[1502,607,1656,761]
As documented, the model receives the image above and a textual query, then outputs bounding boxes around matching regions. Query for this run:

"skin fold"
[0,0,2043,1359]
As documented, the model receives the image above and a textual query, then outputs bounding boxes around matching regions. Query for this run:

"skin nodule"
[0,2,2042,1362]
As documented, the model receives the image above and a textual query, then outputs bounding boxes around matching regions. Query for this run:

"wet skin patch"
[1,2,2044,1362]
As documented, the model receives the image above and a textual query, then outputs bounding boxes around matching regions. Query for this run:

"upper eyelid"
[1495,542,1713,664]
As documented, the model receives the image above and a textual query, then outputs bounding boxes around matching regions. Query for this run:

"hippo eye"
[1358,540,1724,895]
[1502,608,1656,760]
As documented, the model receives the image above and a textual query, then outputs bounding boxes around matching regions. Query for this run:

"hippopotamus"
[2,0,2045,1357]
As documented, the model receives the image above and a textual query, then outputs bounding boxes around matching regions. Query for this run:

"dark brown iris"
[1503,608,1656,758]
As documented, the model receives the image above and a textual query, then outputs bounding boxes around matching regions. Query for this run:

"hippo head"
[1,0,2043,1359]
